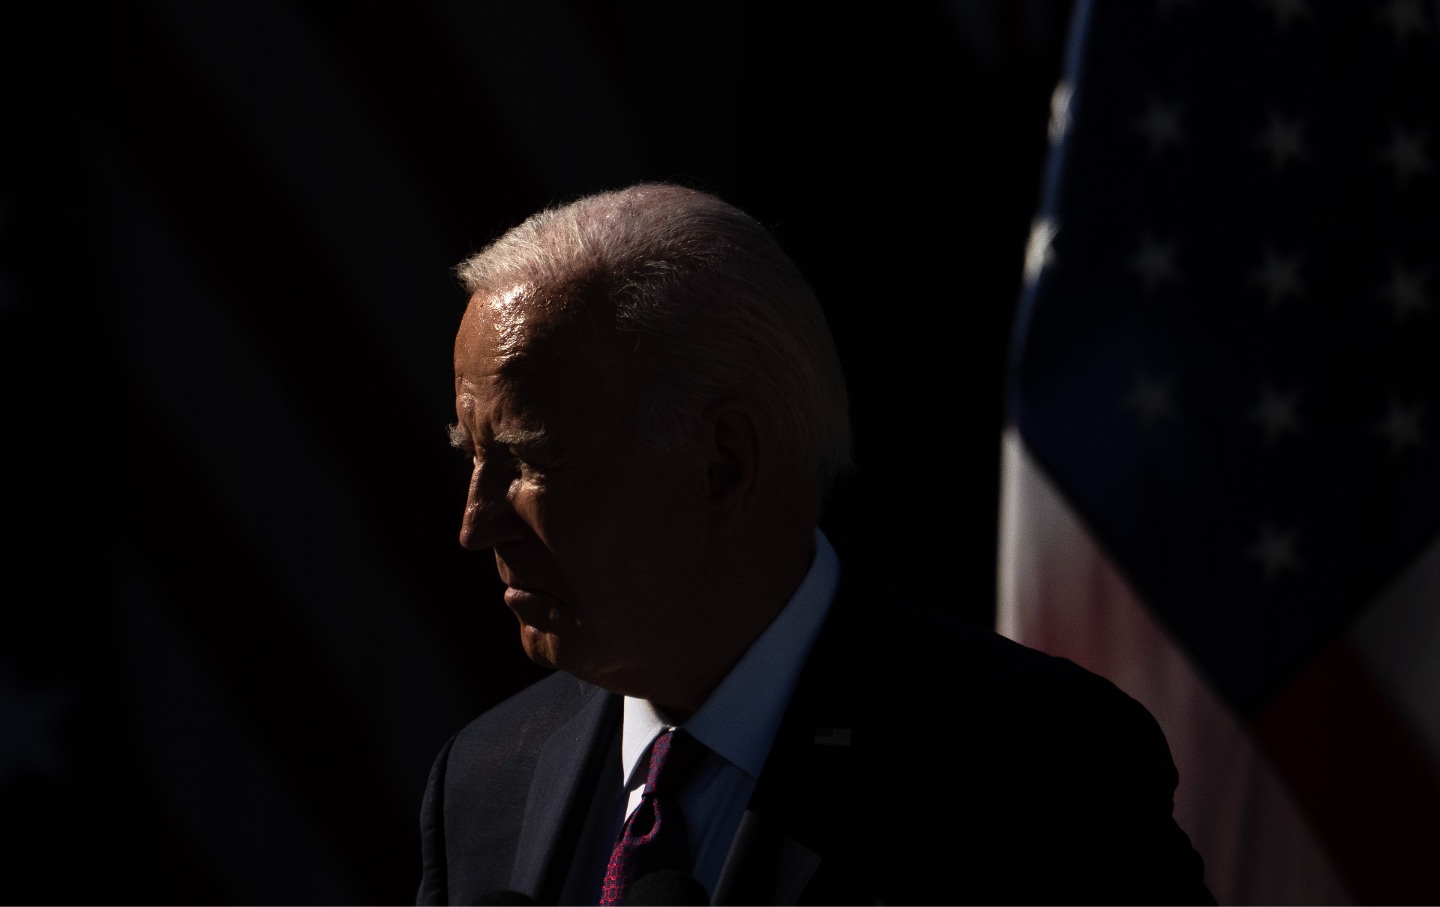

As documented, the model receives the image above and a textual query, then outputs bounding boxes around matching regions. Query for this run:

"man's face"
[451,286,709,692]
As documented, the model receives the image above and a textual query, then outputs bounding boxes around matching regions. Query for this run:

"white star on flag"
[1133,96,1185,154]
[1246,520,1303,583]
[1375,399,1425,456]
[1127,234,1181,294]
[1381,263,1431,322]
[1247,383,1303,446]
[1249,247,1304,307]
[1378,125,1432,185]
[1253,111,1308,172]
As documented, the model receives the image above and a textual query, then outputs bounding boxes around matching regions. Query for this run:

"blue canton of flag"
[1012,0,1440,718]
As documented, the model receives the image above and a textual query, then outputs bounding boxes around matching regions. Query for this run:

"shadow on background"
[1,1,1068,902]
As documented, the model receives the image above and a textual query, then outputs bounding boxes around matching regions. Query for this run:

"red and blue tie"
[599,728,705,906]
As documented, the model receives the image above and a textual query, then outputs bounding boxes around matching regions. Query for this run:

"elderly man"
[417,184,1210,906]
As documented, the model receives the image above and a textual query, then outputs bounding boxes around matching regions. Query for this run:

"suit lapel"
[713,563,887,905]
[508,685,621,900]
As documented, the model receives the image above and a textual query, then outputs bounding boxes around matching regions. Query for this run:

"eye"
[509,448,539,471]
[506,445,559,479]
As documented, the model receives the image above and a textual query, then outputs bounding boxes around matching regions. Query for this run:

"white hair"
[455,183,854,498]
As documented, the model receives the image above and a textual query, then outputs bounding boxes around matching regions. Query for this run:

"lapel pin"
[814,728,852,746]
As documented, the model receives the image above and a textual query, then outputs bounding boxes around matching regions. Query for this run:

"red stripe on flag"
[1250,640,1440,903]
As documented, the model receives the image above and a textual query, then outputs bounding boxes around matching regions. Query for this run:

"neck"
[644,526,816,722]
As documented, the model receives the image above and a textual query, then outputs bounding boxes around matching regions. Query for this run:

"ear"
[704,404,762,538]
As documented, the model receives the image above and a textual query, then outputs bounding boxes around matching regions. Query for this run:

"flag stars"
[1378,0,1430,46]
[1380,263,1431,322]
[1247,384,1303,446]
[1249,247,1304,307]
[1253,111,1308,172]
[1132,96,1185,154]
[1246,521,1302,583]
[1127,234,1181,294]
[1024,217,1059,287]
[1258,0,1313,31]
[1124,372,1177,427]
[1374,399,1425,456]
[1377,125,1432,185]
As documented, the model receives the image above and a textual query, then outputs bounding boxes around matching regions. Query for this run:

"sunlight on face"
[486,283,540,361]
[453,285,711,693]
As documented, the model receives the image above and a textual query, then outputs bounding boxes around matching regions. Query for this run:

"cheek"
[510,482,549,537]
[605,476,708,585]
[514,482,622,583]
[521,463,706,596]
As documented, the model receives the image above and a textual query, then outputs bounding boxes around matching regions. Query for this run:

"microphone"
[627,870,710,905]
[472,890,537,905]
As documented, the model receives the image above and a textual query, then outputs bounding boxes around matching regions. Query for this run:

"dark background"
[1,2,1069,901]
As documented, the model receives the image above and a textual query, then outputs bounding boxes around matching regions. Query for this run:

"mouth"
[503,584,542,602]
[494,555,560,615]
[503,585,563,622]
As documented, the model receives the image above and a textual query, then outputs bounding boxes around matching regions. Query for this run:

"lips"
[494,555,540,594]
[500,577,549,598]
[495,555,558,610]
[503,584,559,613]
[504,587,570,637]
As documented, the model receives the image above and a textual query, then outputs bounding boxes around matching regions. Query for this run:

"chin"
[521,623,601,678]
[518,625,561,669]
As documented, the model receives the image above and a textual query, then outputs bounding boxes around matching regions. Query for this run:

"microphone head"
[472,890,537,905]
[627,870,710,905]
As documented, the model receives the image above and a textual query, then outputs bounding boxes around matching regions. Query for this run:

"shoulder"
[916,604,1151,724]
[871,600,1172,782]
[449,670,603,763]
[821,553,1155,746]
[426,668,598,793]
[853,603,1208,903]
[437,671,609,809]
[418,672,612,905]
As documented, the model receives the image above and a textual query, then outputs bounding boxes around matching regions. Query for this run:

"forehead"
[456,279,621,356]
[454,284,633,426]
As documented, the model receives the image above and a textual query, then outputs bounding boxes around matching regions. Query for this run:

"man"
[417,184,1211,905]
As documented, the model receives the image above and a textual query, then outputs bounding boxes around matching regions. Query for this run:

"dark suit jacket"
[417,564,1212,905]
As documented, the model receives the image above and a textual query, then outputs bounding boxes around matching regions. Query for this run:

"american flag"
[1001,0,1440,901]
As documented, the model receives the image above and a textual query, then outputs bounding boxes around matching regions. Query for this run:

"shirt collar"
[620,528,841,788]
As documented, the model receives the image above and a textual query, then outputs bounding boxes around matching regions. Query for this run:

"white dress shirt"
[559,529,841,904]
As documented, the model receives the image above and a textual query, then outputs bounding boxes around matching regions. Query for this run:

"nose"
[458,460,520,550]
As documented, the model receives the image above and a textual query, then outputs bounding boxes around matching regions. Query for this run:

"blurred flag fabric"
[999,0,1440,903]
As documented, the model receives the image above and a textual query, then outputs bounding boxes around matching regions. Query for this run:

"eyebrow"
[492,427,551,449]
[447,423,551,452]
[447,422,471,450]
